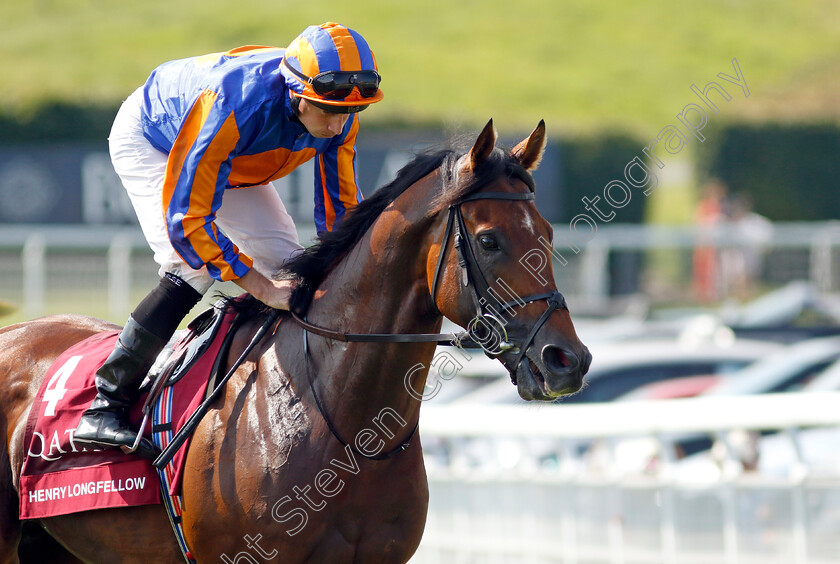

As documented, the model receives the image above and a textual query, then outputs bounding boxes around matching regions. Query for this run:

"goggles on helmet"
[283,59,381,100]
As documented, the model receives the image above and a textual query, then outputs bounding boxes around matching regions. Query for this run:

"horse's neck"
[304,199,441,438]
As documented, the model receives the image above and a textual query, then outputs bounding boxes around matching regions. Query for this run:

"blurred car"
[784,356,840,393]
[573,281,840,347]
[616,336,840,402]
[673,356,840,481]
[447,338,782,406]
[616,374,721,401]
[606,336,840,467]
[698,335,840,398]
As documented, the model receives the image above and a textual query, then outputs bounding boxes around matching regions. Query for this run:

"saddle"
[19,301,241,517]
[146,302,239,395]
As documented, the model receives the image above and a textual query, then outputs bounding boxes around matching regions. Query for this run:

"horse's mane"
[284,148,457,313]
[223,143,535,320]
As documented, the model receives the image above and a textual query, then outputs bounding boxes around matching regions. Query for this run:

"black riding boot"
[74,272,202,459]
[73,317,165,458]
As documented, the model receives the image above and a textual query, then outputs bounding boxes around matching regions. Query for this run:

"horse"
[0,120,590,563]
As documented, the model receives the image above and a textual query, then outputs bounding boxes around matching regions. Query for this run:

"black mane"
[282,148,455,313]
[249,143,536,316]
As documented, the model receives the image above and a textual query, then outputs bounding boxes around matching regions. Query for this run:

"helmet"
[281,22,384,111]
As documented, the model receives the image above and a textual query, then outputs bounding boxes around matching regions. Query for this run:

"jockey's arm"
[163,95,254,283]
[233,268,293,311]
[313,114,363,233]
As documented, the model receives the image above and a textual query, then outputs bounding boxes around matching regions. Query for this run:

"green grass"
[0,284,240,328]
[1,0,839,136]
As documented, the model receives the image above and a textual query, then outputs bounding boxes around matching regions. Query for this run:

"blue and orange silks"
[139,46,362,282]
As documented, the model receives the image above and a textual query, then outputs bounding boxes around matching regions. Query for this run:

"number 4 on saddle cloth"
[19,299,240,552]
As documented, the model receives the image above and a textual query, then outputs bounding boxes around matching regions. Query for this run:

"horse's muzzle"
[515,343,590,401]
[542,344,591,379]
[542,343,590,396]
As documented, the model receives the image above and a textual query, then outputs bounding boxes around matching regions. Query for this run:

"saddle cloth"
[19,306,237,520]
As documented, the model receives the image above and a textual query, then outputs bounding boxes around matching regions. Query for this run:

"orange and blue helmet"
[281,22,383,113]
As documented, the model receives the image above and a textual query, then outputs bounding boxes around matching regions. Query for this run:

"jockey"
[74,22,383,457]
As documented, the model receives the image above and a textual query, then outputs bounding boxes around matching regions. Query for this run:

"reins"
[292,185,569,460]
[290,311,470,344]
[293,189,568,376]
[153,309,280,469]
[301,324,419,461]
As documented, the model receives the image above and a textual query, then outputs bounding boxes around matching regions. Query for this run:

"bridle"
[428,190,567,378]
[292,185,568,459]
[293,188,568,371]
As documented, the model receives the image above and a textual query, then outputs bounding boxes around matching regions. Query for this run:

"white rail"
[419,392,840,438]
[1,221,838,321]
[414,393,840,564]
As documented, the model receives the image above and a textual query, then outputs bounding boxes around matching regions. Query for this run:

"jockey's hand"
[233,268,295,310]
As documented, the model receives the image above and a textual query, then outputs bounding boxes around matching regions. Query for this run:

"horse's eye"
[478,234,499,250]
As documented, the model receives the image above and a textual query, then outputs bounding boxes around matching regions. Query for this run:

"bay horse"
[0,120,590,563]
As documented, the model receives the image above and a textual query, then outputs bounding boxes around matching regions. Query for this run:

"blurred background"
[2,1,840,562]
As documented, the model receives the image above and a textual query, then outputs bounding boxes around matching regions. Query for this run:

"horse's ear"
[463,119,498,172]
[510,119,546,172]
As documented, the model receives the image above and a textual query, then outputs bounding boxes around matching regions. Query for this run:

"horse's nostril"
[541,345,574,374]
[580,349,592,375]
